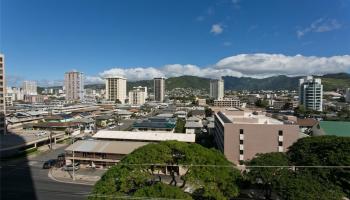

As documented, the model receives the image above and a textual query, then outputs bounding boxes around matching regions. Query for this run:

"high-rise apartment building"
[129,88,147,105]
[299,76,323,111]
[0,54,6,134]
[133,86,148,99]
[346,88,350,103]
[64,71,84,101]
[22,80,37,95]
[210,78,224,100]
[105,76,127,104]
[6,87,24,101]
[154,77,165,102]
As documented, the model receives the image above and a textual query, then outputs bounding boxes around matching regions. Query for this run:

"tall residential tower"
[210,78,224,100]
[299,76,323,111]
[64,71,84,101]
[105,76,127,104]
[129,87,147,105]
[22,80,37,95]
[154,77,165,102]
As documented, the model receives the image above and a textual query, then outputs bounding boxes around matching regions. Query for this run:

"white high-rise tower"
[105,76,127,104]
[299,76,323,111]
[210,78,224,100]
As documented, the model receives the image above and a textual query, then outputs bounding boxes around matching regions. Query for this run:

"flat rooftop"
[92,130,196,143]
[65,140,149,154]
[217,111,283,125]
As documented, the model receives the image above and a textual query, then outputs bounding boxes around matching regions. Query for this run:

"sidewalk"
[49,167,105,185]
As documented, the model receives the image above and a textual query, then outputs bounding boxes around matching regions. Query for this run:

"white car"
[35,131,47,136]
[117,122,124,126]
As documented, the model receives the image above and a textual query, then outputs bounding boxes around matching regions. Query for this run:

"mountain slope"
[222,75,300,90]
[166,76,210,91]
[43,73,350,92]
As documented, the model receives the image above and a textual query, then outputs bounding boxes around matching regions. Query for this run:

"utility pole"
[49,131,52,150]
[72,149,75,181]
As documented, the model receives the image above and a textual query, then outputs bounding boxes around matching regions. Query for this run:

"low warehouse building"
[65,140,148,168]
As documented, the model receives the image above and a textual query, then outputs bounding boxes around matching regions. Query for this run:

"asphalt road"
[109,119,135,131]
[0,146,92,200]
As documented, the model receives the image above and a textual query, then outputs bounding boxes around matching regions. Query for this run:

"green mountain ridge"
[41,73,350,92]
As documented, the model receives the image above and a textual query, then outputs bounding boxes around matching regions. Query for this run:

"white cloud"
[215,53,350,77]
[88,53,350,83]
[85,76,104,84]
[297,18,342,38]
[99,67,164,81]
[210,24,223,35]
[95,64,241,82]
[21,54,350,86]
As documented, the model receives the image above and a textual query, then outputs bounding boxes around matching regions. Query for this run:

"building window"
[240,129,244,134]
[239,154,244,161]
[278,141,283,146]
[278,130,283,136]
[240,140,244,144]
[239,150,244,155]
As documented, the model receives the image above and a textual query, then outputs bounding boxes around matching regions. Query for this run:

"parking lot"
[105,119,135,131]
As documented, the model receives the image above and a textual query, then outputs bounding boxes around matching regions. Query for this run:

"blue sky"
[2,0,350,86]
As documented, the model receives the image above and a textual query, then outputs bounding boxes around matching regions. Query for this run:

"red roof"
[297,118,318,127]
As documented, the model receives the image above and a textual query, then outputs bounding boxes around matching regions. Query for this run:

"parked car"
[62,162,80,171]
[42,159,57,169]
[108,125,116,129]
[117,122,124,126]
[35,131,47,137]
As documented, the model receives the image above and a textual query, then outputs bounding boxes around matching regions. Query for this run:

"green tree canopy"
[287,136,350,197]
[245,151,345,200]
[255,99,269,108]
[245,152,290,199]
[90,141,241,200]
[276,173,344,200]
[133,183,192,199]
[174,118,186,133]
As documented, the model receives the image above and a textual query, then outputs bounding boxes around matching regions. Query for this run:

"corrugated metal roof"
[65,140,149,154]
[92,130,196,143]
[185,122,203,128]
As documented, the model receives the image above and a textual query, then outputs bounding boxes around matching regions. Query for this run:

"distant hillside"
[166,76,210,91]
[42,73,350,92]
[318,73,350,91]
[85,76,210,92]
[223,73,350,91]
[222,75,300,90]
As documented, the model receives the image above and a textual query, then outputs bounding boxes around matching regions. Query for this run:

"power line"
[2,160,350,169]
